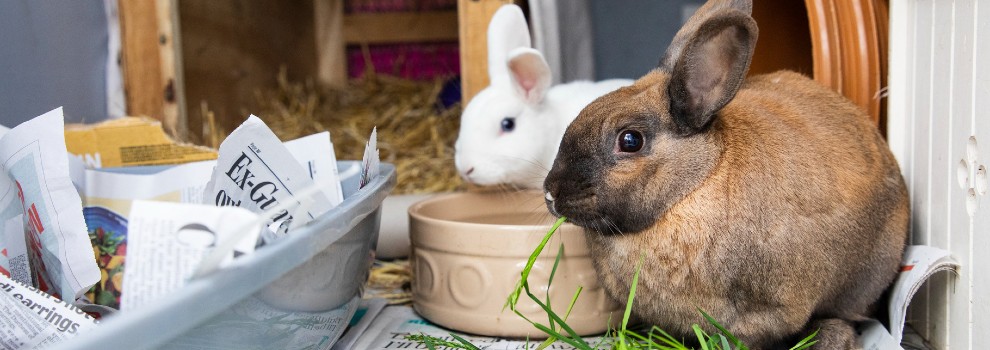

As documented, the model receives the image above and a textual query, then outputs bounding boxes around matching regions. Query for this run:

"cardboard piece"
[65,117,216,168]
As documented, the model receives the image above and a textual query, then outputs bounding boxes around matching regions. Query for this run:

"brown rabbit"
[542,0,908,348]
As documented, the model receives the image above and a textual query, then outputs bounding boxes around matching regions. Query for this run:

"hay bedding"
[226,69,466,195]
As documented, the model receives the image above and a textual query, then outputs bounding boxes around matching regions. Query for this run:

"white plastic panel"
[889,0,990,348]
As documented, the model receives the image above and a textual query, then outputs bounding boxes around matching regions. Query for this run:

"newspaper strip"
[1,214,30,285]
[359,128,380,189]
[0,107,99,300]
[159,296,360,350]
[283,131,344,206]
[0,274,99,350]
[119,200,260,312]
[888,245,959,343]
[855,319,903,350]
[352,306,596,350]
[203,115,334,235]
[332,298,388,350]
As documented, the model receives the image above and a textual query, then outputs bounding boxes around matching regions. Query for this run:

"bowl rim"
[408,191,571,231]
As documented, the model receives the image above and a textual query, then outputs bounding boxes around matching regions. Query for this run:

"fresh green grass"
[408,217,818,350]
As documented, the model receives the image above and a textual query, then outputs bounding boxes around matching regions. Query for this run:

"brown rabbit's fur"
[543,1,908,348]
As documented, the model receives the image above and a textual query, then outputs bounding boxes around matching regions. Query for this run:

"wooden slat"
[157,0,184,137]
[315,0,347,87]
[343,10,459,44]
[119,0,160,120]
[458,0,515,104]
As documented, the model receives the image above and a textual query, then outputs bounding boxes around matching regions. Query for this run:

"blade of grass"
[506,217,567,310]
[406,333,474,350]
[449,333,483,350]
[528,322,595,350]
[788,329,819,350]
[693,324,710,350]
[623,329,684,350]
[646,326,691,350]
[718,334,731,350]
[546,243,565,330]
[539,285,584,350]
[617,255,645,350]
[537,337,557,350]
[699,309,744,349]
[520,282,590,348]
[563,286,583,322]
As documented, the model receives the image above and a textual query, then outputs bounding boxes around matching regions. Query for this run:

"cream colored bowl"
[408,190,622,338]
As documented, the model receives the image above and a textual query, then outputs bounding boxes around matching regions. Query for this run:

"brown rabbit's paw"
[803,318,858,350]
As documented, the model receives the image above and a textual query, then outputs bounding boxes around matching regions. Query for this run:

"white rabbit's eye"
[618,130,644,153]
[501,117,516,132]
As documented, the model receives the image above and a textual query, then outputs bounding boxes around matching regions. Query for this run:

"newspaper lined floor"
[342,246,958,350]
[348,305,598,350]
[158,296,360,350]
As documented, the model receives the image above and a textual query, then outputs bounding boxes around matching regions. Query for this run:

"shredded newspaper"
[360,128,380,189]
[0,107,99,300]
[202,115,336,239]
[0,274,99,349]
[119,200,260,312]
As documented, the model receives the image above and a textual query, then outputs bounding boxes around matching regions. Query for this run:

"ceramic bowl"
[408,190,621,338]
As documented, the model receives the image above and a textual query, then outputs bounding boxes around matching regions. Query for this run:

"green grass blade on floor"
[788,329,819,350]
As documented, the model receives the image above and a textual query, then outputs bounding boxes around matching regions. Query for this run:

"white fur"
[455,4,633,189]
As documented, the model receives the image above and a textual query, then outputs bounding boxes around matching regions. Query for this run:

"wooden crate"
[118,0,887,140]
[118,0,458,142]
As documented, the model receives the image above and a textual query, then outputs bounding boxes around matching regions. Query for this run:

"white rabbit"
[454,4,632,189]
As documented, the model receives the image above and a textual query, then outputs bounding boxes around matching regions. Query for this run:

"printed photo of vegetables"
[84,206,128,309]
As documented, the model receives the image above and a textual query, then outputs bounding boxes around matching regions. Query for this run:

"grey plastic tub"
[57,161,396,349]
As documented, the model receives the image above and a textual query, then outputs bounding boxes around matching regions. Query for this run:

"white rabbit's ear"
[507,47,551,105]
[487,5,531,82]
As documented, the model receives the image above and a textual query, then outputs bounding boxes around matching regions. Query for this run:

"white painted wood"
[891,0,926,334]
[889,0,990,348]
[887,0,914,181]
[948,1,976,349]
[908,0,935,339]
[926,1,954,347]
[970,2,990,348]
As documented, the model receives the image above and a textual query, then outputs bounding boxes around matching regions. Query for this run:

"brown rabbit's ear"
[664,11,757,135]
[659,0,752,70]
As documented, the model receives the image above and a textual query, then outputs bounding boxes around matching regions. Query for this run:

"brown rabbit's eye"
[618,130,644,153]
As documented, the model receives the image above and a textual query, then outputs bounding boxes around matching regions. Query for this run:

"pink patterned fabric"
[343,0,460,80]
[347,42,460,80]
[345,0,456,13]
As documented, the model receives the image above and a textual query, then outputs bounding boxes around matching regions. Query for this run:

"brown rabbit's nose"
[545,191,561,217]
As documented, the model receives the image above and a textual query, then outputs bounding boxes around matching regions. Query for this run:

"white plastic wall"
[888,0,990,348]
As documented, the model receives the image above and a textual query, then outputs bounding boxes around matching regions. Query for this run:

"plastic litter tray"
[57,161,396,349]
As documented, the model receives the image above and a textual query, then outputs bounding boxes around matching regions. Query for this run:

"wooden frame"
[118,0,185,137]
[317,0,459,87]
[120,0,459,138]
[119,1,888,137]
[457,0,515,104]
